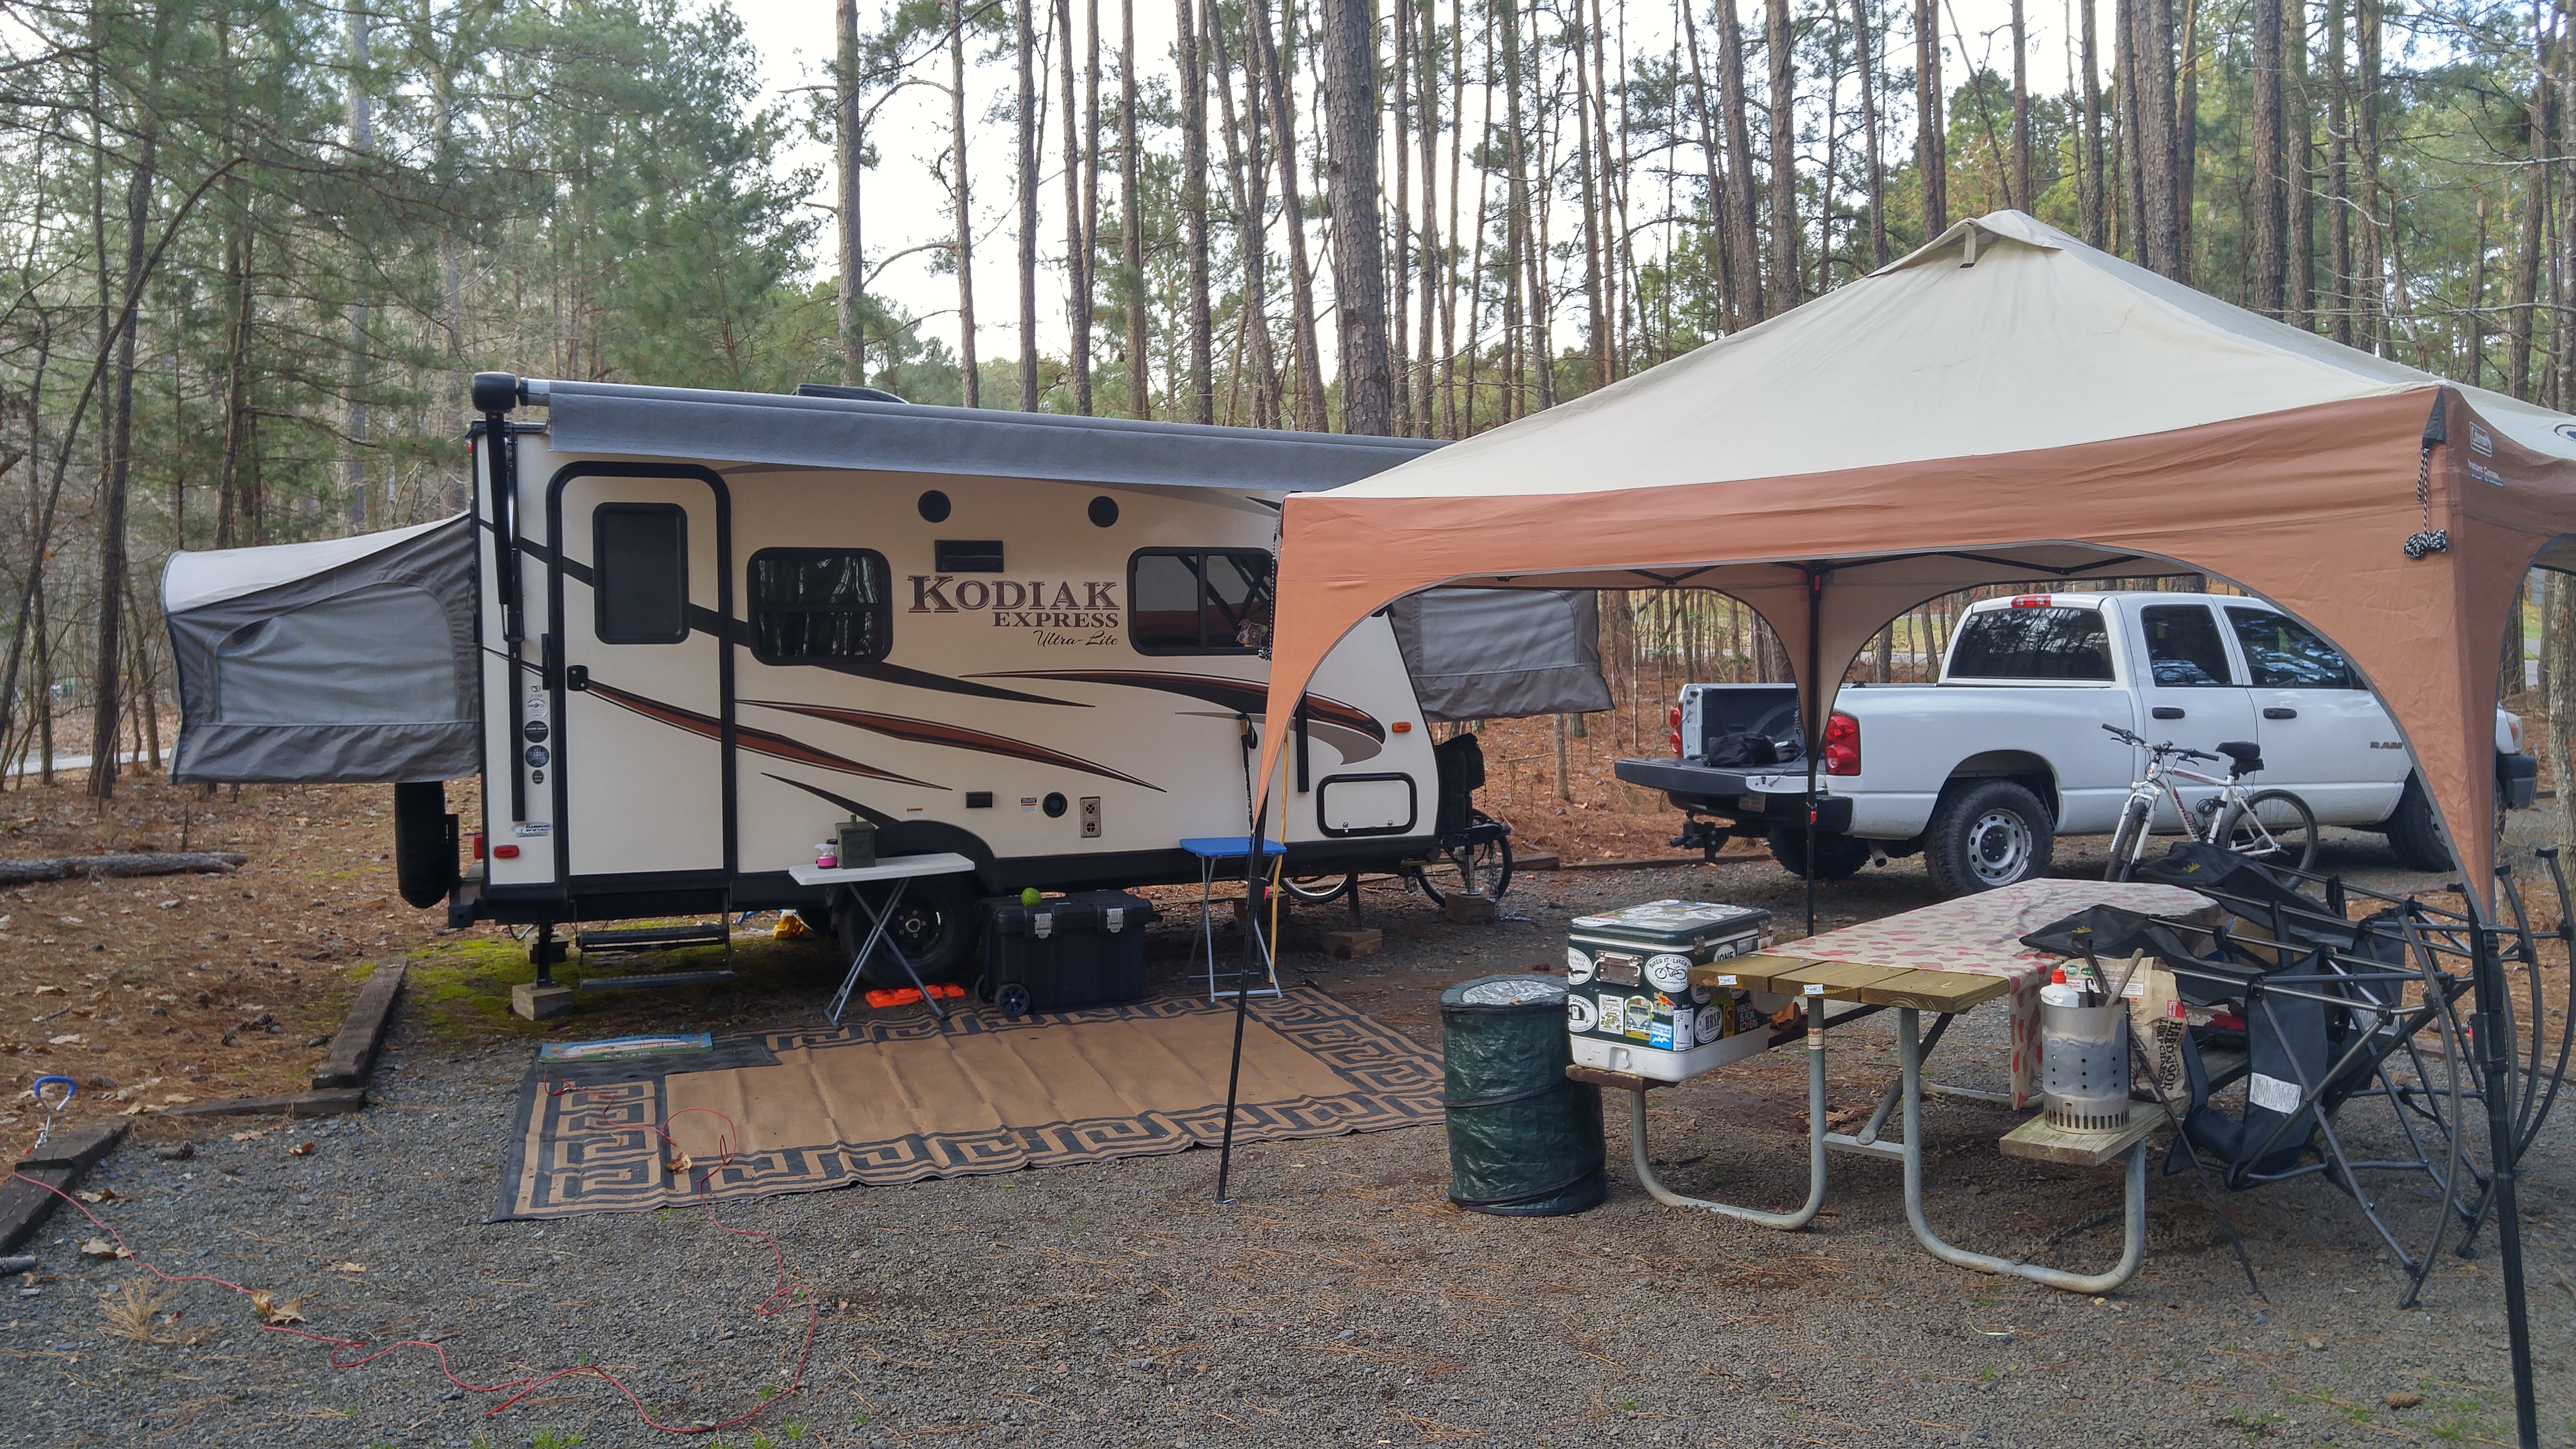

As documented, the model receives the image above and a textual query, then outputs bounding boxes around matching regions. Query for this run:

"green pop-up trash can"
[1439,975,1605,1216]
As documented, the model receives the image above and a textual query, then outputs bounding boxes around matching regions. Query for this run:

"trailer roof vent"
[935,540,1005,573]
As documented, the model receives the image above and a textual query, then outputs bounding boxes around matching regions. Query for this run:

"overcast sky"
[732,0,2085,365]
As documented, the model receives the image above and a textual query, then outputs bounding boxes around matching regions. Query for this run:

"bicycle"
[1277,808,1515,909]
[2101,722,2318,882]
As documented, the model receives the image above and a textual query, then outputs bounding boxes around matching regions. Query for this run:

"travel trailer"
[164,375,1603,982]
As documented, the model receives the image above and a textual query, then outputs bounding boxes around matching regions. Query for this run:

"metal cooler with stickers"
[1564,900,1782,1080]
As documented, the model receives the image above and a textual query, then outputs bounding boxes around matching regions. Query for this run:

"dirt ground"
[2,767,2572,1448]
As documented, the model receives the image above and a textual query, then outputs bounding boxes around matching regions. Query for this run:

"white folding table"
[790,853,979,1025]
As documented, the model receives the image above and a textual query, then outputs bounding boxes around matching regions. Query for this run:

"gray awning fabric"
[538,380,1444,492]
[163,515,479,784]
[1388,588,1613,722]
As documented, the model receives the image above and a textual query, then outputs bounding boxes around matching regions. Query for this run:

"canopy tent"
[1244,208,2576,1449]
[1254,210,2576,904]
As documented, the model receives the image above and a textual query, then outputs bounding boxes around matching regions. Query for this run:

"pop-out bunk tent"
[1247,209,2576,1449]
[162,513,479,784]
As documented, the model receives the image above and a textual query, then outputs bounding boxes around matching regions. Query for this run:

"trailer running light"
[1392,721,1413,734]
[493,844,521,859]
[1822,710,1861,775]
[2009,594,2053,608]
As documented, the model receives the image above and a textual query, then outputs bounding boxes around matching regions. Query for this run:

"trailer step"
[575,922,731,954]
[577,970,739,992]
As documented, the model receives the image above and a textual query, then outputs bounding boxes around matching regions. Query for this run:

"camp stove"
[1565,900,1782,1081]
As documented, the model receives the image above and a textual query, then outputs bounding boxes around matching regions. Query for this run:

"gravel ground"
[4,824,2570,1449]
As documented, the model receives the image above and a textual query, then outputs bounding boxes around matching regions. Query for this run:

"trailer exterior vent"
[934,540,1005,572]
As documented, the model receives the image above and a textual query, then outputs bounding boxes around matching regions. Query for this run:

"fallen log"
[0,852,248,886]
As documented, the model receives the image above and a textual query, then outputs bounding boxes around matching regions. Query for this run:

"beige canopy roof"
[1257,211,2576,906]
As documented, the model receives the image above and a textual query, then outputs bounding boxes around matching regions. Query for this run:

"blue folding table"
[1180,835,1285,1001]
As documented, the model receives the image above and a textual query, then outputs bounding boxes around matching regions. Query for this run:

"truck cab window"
[1945,606,2113,680]
[2139,604,2235,686]
[594,504,690,644]
[748,548,891,664]
[2226,607,2357,688]
[1130,548,1273,653]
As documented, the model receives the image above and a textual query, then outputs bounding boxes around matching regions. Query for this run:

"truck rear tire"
[1924,780,2055,897]
[1766,828,1871,880]
[2383,775,2451,871]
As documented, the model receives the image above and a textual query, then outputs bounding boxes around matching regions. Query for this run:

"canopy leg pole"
[2471,922,2539,1449]
[1803,566,1825,939]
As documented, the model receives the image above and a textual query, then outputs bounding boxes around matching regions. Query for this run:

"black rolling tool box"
[979,890,1159,1016]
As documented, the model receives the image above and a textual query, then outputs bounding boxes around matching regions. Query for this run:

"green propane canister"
[1438,975,1605,1217]
[837,819,878,869]
[1565,900,1782,1081]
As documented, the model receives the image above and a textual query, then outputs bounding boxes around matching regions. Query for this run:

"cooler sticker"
[1644,954,1693,992]
[1598,993,1626,1036]
[1738,1000,1764,1034]
[1648,1014,1674,1050]
[1672,1006,1696,1050]
[1690,983,1714,1005]
[1624,996,1653,1041]
[1712,941,1739,959]
[1565,996,1598,1032]
[1565,947,1594,983]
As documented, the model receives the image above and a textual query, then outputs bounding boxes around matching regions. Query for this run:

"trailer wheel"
[840,874,981,985]
[392,782,456,909]
[1923,780,2055,897]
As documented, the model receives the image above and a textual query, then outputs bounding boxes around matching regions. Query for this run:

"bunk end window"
[1129,548,1273,655]
[594,504,690,644]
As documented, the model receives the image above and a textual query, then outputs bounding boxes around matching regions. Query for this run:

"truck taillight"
[1823,710,1861,775]
[469,830,486,860]
[1668,706,1683,756]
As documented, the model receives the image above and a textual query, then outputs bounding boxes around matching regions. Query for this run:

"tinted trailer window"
[1947,606,2115,680]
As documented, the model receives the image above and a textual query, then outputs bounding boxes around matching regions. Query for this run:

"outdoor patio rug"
[494,987,1442,1219]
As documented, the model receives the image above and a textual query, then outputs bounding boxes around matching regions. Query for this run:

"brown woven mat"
[495,987,1441,1220]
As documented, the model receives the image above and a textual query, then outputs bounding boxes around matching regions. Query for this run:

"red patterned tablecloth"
[1771,878,2212,1106]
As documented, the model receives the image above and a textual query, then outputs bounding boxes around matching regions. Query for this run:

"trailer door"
[550,468,732,884]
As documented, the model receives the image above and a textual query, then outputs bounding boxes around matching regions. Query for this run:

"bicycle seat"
[2216,740,2264,777]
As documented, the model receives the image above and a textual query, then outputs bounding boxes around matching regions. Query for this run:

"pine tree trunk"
[1120,0,1144,416]
[1017,0,1042,409]
[837,0,865,383]
[2081,0,2105,247]
[343,7,372,531]
[1064,0,1095,413]
[1915,0,1946,239]
[93,109,157,801]
[1417,0,1442,430]
[2356,0,2383,354]
[1854,0,1886,266]
[1206,0,1280,425]
[2175,0,2199,281]
[1442,0,1465,435]
[1575,11,1608,389]
[215,221,252,550]
[1254,0,1328,429]
[953,0,982,408]
[1176,0,1214,423]
[2326,0,2350,345]
[2284,0,2313,328]
[1677,0,1734,318]
[1764,0,1797,309]
[1500,0,1528,413]
[2249,0,2284,314]
[1391,0,1415,427]
[2117,0,2145,259]
[1719,0,1764,323]
[2010,0,2029,209]
[2506,65,2549,399]
[2132,0,2180,278]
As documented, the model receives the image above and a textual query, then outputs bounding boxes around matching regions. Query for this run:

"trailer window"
[748,548,891,665]
[2139,604,2236,686]
[594,505,689,644]
[1945,606,2114,681]
[1129,549,1273,654]
[2226,607,2358,688]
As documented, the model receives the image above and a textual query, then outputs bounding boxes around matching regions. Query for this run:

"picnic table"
[1572,878,2211,1294]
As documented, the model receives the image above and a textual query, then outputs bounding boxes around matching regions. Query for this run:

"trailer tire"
[392,782,457,909]
[2383,774,2451,871]
[1765,828,1871,880]
[1923,779,2055,898]
[840,874,982,984]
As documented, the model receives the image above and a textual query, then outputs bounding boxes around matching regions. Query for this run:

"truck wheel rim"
[1968,810,2032,886]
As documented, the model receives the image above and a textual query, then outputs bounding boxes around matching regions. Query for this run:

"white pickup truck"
[1613,591,2539,895]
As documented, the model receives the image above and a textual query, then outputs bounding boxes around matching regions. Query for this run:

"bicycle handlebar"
[2098,722,2217,762]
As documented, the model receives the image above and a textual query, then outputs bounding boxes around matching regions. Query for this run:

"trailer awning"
[534,380,1443,493]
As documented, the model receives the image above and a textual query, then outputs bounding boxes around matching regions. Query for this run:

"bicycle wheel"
[1278,872,1358,905]
[2214,789,2318,872]
[2105,796,2151,883]
[1410,812,1514,906]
